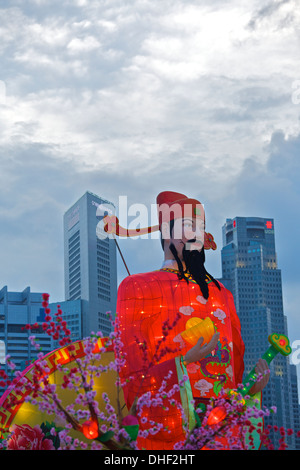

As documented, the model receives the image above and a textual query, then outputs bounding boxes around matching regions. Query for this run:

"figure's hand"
[249,358,270,395]
[183,333,220,366]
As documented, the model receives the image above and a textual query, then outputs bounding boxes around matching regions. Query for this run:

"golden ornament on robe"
[181,316,215,346]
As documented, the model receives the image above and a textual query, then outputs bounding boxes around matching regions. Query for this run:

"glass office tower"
[63,192,117,338]
[0,286,53,391]
[221,217,299,449]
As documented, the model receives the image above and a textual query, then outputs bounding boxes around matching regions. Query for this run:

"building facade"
[220,216,300,449]
[63,191,117,338]
[0,286,53,386]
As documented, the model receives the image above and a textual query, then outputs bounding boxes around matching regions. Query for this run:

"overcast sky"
[0,0,300,383]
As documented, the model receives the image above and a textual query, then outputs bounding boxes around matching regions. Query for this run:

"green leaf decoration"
[123,424,139,441]
[193,410,202,427]
[99,430,115,442]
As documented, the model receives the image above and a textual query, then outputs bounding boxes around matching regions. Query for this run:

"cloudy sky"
[0,0,300,380]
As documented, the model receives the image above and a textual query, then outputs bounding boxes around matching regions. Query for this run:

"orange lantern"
[81,419,99,439]
[207,406,227,426]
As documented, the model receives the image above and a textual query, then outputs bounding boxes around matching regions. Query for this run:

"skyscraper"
[63,191,117,338]
[221,216,299,449]
[0,286,53,391]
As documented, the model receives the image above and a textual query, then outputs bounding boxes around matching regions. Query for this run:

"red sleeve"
[223,287,245,387]
[115,274,185,449]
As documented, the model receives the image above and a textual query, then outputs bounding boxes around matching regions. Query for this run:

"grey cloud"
[230,130,300,287]
[266,130,300,185]
[247,0,295,30]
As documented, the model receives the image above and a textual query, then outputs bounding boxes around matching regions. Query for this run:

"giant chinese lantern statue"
[109,191,271,450]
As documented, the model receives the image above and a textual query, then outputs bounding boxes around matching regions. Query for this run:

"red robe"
[116,268,245,450]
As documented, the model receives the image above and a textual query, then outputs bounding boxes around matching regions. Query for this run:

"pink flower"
[122,415,139,426]
[7,424,55,450]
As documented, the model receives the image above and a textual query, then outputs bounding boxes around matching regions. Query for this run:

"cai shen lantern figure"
[106,191,270,450]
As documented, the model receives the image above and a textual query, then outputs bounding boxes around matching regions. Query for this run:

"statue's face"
[163,217,205,260]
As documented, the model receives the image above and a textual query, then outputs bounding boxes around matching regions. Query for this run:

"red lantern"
[82,419,99,439]
[207,406,227,426]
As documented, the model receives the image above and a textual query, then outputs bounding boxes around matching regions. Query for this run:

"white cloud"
[67,36,101,54]
[0,1,298,179]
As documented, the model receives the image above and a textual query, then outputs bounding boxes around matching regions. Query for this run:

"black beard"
[169,241,220,299]
[182,243,204,274]
[182,244,209,299]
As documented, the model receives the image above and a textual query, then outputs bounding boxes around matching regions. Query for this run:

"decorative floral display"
[0,293,298,451]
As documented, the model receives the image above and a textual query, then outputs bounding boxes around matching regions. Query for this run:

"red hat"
[156,191,205,230]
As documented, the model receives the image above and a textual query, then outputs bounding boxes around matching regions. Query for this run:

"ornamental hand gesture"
[249,358,270,395]
[183,332,220,366]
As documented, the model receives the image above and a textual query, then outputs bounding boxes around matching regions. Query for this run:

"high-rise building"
[0,286,53,388]
[220,216,300,449]
[63,191,117,338]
